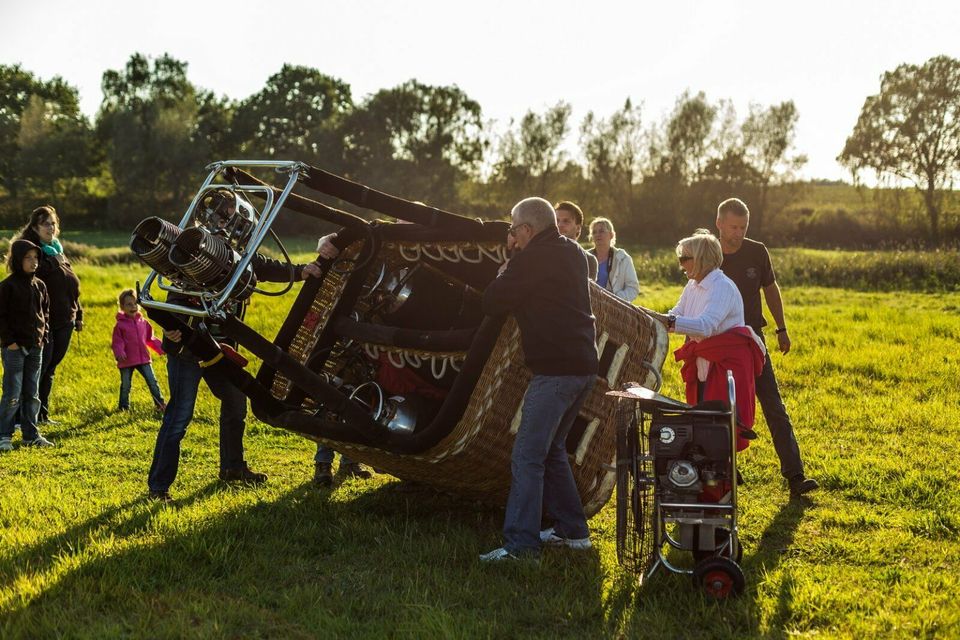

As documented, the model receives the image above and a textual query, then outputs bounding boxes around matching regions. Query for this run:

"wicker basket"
[296,273,668,517]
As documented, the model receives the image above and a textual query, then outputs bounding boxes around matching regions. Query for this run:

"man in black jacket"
[479,197,599,562]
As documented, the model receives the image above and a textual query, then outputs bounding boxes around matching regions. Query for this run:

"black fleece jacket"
[483,227,598,376]
[0,240,50,348]
[20,228,82,330]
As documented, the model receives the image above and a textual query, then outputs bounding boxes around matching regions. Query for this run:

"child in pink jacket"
[112,289,166,412]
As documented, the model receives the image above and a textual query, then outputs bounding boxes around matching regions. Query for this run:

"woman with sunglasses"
[641,229,765,451]
[15,205,83,426]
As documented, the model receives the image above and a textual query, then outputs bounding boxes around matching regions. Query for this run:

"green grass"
[1,256,959,638]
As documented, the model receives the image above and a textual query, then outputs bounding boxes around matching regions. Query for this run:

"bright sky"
[2,0,958,181]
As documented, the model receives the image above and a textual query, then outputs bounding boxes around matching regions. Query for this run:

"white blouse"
[669,268,757,381]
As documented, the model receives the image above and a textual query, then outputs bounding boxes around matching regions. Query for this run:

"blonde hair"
[676,229,722,277]
[588,217,617,246]
[118,288,137,308]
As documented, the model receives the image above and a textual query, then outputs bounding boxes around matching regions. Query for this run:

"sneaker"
[0,437,12,452]
[789,475,819,497]
[25,435,55,447]
[313,462,333,487]
[148,490,174,504]
[539,527,593,550]
[341,462,373,480]
[479,547,520,562]
[219,465,267,485]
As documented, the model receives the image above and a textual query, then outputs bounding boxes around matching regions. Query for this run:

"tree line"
[1,53,958,246]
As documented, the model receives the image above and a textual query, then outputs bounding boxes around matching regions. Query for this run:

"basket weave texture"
[306,283,668,517]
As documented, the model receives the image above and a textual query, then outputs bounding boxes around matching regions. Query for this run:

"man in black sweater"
[479,197,599,562]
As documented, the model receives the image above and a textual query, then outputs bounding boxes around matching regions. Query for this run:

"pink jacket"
[111,312,164,369]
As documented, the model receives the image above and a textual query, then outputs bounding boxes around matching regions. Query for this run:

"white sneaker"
[25,435,55,447]
[540,527,592,550]
[479,547,520,562]
[0,438,12,452]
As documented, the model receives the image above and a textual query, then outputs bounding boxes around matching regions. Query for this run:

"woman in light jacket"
[588,217,640,302]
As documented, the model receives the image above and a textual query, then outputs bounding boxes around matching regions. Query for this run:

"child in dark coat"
[0,239,53,450]
[111,289,166,412]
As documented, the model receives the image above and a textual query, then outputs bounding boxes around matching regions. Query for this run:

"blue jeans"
[147,350,249,492]
[0,345,43,441]
[119,363,165,409]
[503,374,594,556]
[756,337,804,479]
[314,444,353,466]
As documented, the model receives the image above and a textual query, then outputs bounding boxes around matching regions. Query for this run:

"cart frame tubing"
[139,160,307,319]
[645,371,739,579]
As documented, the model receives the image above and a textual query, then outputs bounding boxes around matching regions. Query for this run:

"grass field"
[1,252,959,638]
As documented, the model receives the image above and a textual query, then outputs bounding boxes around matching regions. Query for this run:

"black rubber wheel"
[693,527,743,564]
[614,405,633,566]
[692,556,745,599]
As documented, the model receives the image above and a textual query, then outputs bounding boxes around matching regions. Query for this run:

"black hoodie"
[0,240,50,348]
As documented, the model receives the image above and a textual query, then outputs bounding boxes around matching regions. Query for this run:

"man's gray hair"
[511,197,557,233]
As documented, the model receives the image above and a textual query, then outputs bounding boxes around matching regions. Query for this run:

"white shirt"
[669,268,761,381]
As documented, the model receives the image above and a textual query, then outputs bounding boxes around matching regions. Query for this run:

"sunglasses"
[508,223,529,237]
[678,255,694,264]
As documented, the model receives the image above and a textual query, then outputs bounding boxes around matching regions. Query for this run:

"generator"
[610,372,744,599]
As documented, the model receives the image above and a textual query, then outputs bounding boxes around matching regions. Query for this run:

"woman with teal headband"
[17,205,83,426]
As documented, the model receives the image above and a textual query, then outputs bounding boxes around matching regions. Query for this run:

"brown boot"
[219,465,267,486]
[313,462,333,487]
[341,462,373,480]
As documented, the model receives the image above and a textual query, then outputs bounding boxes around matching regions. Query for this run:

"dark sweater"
[483,227,598,376]
[0,240,50,348]
[20,228,82,330]
[162,253,305,355]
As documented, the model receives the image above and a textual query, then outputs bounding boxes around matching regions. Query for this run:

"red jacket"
[112,312,164,369]
[674,327,765,451]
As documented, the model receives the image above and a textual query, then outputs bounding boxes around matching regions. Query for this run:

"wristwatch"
[667,314,677,330]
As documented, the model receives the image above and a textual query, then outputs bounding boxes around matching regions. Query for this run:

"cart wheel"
[692,557,745,599]
[614,422,632,565]
[693,527,742,564]
[614,401,653,572]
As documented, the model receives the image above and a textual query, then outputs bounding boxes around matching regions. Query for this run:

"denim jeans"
[119,363,165,409]
[147,350,249,492]
[756,339,804,479]
[314,444,353,466]
[503,374,594,556]
[18,324,73,423]
[0,345,43,441]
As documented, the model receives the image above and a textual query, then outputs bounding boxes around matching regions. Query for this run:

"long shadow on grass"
[0,482,224,592]
[38,405,161,442]
[602,497,810,638]
[744,497,809,638]
[2,481,610,638]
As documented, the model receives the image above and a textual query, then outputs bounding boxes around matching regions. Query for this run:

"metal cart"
[609,371,745,598]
